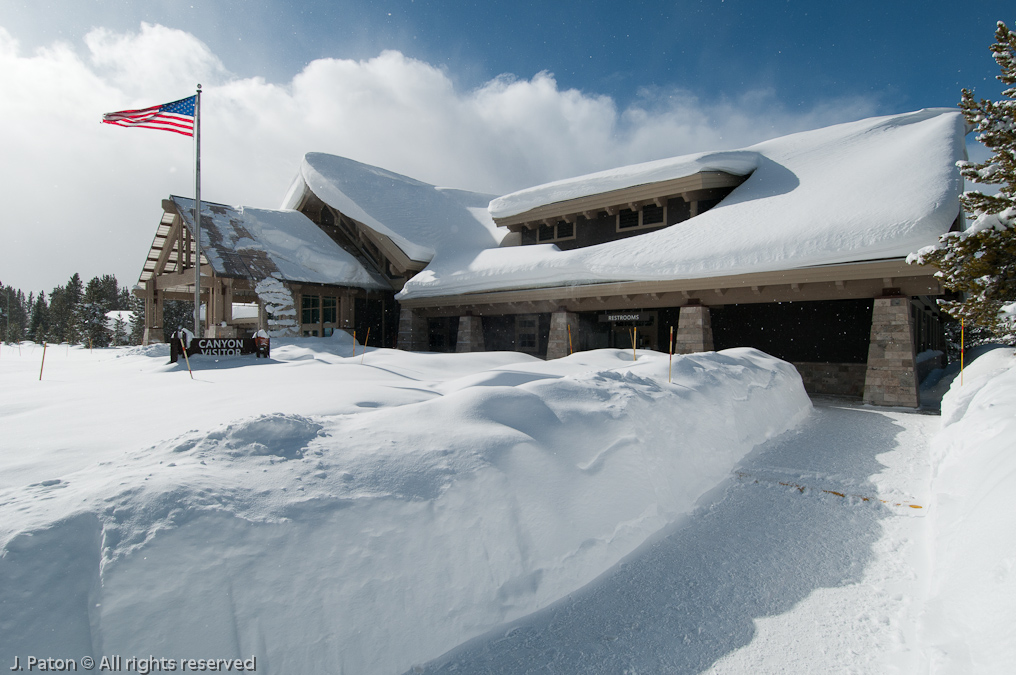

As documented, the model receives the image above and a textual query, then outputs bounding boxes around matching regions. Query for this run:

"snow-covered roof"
[398,109,966,300]
[284,153,503,265]
[489,151,760,221]
[169,196,389,290]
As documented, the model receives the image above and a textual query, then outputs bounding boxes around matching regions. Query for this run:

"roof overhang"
[398,259,944,314]
[494,170,749,231]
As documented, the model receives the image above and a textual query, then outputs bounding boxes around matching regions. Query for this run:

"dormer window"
[617,203,666,232]
[536,220,576,243]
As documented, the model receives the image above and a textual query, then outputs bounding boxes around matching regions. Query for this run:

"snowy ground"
[1,338,1012,674]
[414,400,938,674]
[0,337,808,674]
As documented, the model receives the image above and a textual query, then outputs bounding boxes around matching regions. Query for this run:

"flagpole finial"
[197,83,202,91]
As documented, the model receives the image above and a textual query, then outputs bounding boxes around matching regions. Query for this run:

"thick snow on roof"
[399,109,966,300]
[287,153,503,264]
[489,151,761,220]
[171,196,389,290]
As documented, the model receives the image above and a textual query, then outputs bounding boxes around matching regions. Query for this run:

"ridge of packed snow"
[922,346,1016,673]
[0,341,809,674]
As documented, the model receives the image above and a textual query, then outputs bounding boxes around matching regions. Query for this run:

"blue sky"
[6,0,1009,110]
[0,0,1011,292]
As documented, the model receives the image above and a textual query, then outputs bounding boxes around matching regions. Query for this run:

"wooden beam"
[154,265,216,290]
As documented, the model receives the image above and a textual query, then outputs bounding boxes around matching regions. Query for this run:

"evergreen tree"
[911,21,1016,343]
[29,291,49,343]
[0,283,29,343]
[162,300,195,338]
[46,284,71,343]
[112,315,128,346]
[79,276,113,347]
[128,293,146,345]
[117,286,132,311]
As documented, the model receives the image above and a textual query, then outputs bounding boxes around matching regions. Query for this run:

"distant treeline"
[0,274,196,347]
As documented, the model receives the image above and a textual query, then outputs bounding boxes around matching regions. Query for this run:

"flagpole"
[193,84,202,338]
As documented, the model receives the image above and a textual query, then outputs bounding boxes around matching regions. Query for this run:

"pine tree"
[128,293,146,345]
[29,291,49,343]
[80,276,113,348]
[0,283,29,343]
[47,285,71,343]
[911,21,1016,343]
[162,300,195,338]
[112,315,128,346]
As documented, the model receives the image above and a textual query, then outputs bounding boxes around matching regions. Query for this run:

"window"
[617,204,667,231]
[322,296,337,323]
[533,220,576,243]
[642,203,664,225]
[515,314,539,353]
[618,209,639,229]
[301,295,320,324]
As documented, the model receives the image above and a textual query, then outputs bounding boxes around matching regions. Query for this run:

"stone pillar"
[675,305,714,354]
[863,297,919,408]
[547,309,580,359]
[396,307,429,351]
[455,315,485,352]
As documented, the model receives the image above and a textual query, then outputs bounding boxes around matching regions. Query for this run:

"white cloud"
[0,23,882,294]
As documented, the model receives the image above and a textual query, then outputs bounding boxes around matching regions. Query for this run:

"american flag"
[101,96,196,137]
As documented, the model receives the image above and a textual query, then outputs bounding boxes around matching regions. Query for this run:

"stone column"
[863,297,919,407]
[547,309,580,359]
[675,305,714,354]
[396,307,429,351]
[455,315,485,352]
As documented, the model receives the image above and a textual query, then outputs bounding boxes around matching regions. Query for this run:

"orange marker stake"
[39,342,47,380]
[669,325,674,383]
[361,327,370,364]
[567,323,573,355]
[960,318,965,386]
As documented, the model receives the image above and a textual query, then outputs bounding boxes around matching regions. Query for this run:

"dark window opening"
[618,208,639,229]
[642,203,664,225]
[322,296,337,324]
[301,295,320,324]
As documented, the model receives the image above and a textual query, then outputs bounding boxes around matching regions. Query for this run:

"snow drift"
[923,345,1016,674]
[0,341,809,674]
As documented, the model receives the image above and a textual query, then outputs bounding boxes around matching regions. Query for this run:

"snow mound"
[923,345,1016,673]
[0,344,810,674]
[171,413,325,460]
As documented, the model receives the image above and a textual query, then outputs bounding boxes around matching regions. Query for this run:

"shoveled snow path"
[413,399,937,674]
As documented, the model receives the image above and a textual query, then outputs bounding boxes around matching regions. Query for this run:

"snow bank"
[923,345,1016,673]
[0,343,809,674]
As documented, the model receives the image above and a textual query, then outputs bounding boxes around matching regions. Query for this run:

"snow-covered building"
[136,196,390,343]
[137,109,964,406]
